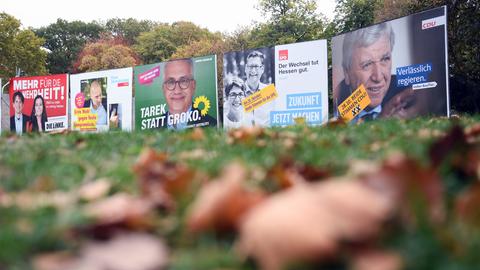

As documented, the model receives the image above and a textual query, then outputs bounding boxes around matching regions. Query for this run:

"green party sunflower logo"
[193,95,211,116]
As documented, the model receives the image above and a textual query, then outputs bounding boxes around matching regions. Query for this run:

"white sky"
[1,0,337,33]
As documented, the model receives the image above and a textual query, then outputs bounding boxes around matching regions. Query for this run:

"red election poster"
[9,74,68,134]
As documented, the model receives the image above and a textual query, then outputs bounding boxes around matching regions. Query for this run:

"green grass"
[1,116,479,269]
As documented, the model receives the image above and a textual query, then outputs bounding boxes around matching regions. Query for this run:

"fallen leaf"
[78,233,169,270]
[351,250,403,270]
[227,126,265,144]
[34,233,169,270]
[326,118,347,128]
[133,148,195,205]
[177,149,215,160]
[465,123,480,143]
[268,158,330,189]
[362,153,445,225]
[78,179,111,201]
[33,251,77,270]
[187,162,265,233]
[82,193,156,236]
[189,127,205,141]
[455,183,480,227]
[429,125,466,168]
[31,176,56,192]
[237,180,396,270]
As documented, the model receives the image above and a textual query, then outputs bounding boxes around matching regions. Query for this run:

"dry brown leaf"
[83,193,156,234]
[455,183,480,227]
[177,149,215,160]
[34,233,169,270]
[237,180,396,270]
[189,127,205,141]
[268,158,330,189]
[78,233,169,270]
[362,153,445,225]
[30,176,56,192]
[348,160,381,177]
[78,179,111,201]
[133,148,195,205]
[33,251,77,270]
[429,125,466,168]
[187,162,265,233]
[326,117,347,128]
[465,123,480,143]
[351,250,403,270]
[227,126,265,144]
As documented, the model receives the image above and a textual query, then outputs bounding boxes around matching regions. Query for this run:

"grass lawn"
[1,116,480,270]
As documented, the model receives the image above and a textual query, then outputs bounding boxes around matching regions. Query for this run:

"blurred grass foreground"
[1,116,480,270]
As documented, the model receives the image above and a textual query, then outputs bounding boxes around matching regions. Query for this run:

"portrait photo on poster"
[223,47,275,128]
[134,55,218,131]
[332,6,448,123]
[9,74,69,134]
[80,77,108,128]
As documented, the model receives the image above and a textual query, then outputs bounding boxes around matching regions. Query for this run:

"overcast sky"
[1,0,337,33]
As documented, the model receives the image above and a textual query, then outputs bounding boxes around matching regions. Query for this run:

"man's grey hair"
[342,22,395,71]
[164,58,195,78]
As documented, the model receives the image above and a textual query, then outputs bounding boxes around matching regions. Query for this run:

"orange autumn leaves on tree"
[73,35,141,72]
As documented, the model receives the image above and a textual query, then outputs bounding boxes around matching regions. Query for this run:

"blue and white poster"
[332,6,449,122]
[223,40,328,128]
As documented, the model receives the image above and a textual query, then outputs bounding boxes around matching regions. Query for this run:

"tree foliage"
[249,0,327,48]
[333,0,380,34]
[73,36,141,72]
[35,19,105,74]
[104,18,158,45]
[134,21,219,64]
[0,13,46,81]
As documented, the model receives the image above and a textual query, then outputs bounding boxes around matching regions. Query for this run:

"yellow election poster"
[242,84,278,113]
[337,84,371,122]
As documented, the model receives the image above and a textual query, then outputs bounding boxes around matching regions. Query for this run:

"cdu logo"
[279,50,288,61]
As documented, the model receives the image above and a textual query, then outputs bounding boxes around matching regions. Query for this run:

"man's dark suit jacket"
[10,114,29,132]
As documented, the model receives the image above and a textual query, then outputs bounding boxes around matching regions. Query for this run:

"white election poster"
[222,39,328,129]
[70,67,133,132]
[271,40,329,126]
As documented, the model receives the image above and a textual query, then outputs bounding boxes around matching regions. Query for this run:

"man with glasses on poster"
[242,50,274,127]
[160,58,216,130]
[334,22,406,122]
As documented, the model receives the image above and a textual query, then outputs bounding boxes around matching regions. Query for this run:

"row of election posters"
[4,6,449,134]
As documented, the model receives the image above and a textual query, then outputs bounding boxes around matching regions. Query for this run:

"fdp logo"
[279,50,288,61]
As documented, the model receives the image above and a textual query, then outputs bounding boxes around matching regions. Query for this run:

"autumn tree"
[35,19,104,74]
[73,36,141,72]
[104,18,158,45]
[134,21,219,64]
[333,0,380,34]
[249,0,328,48]
[0,13,46,82]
